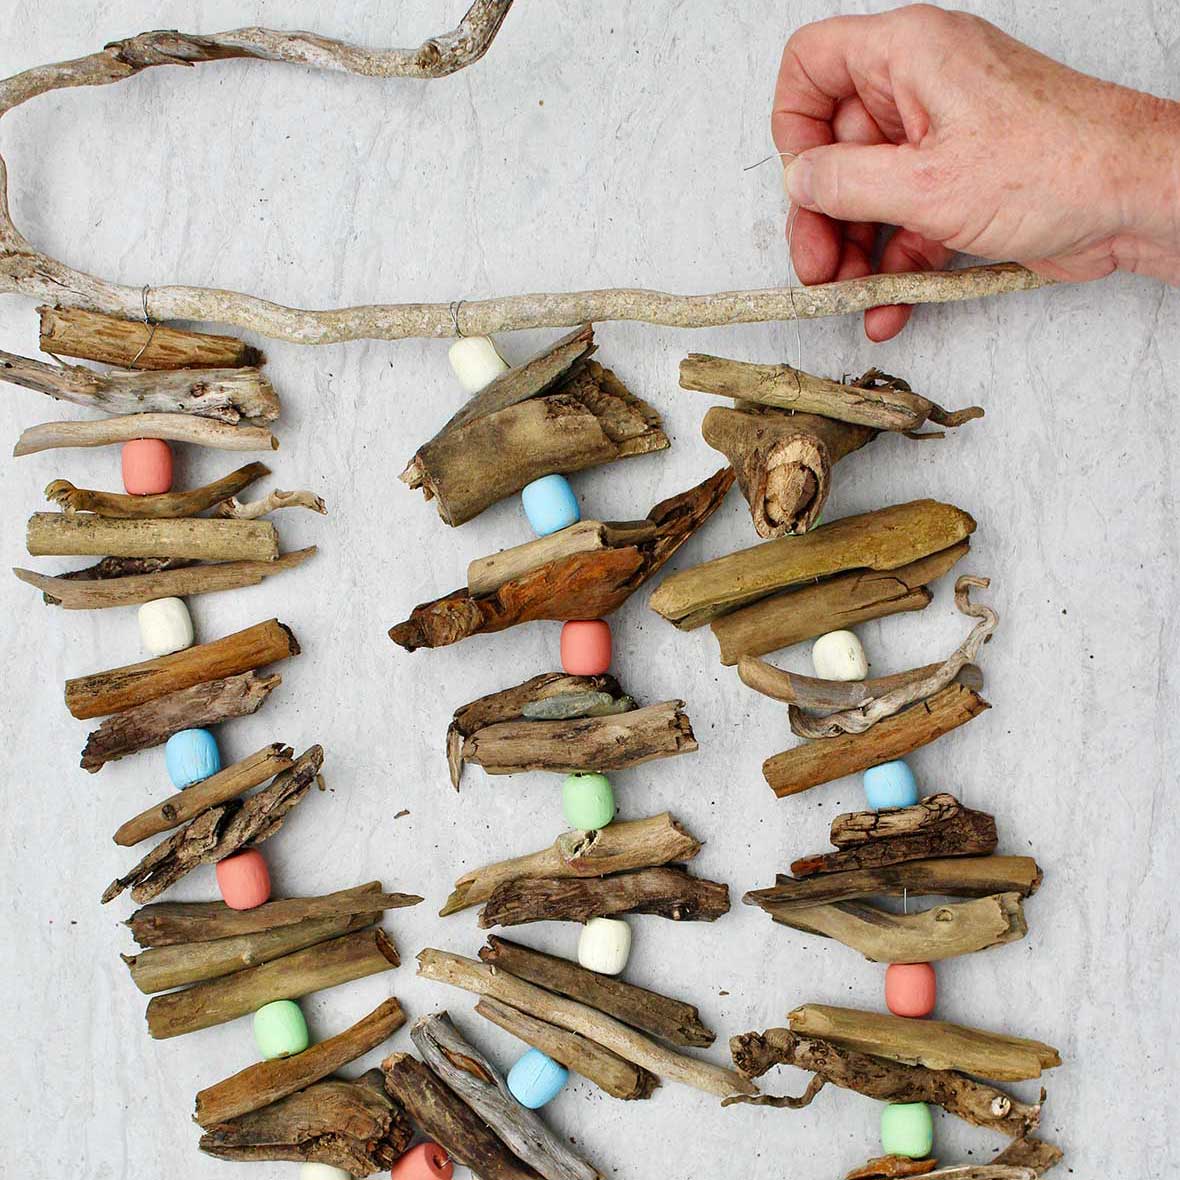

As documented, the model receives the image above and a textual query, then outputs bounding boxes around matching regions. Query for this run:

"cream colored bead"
[298,1165,352,1180]
[137,597,194,656]
[577,916,632,975]
[812,629,868,681]
[448,335,509,393]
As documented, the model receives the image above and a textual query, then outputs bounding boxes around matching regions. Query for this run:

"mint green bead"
[562,772,615,830]
[253,1000,309,1060]
[880,1102,933,1158]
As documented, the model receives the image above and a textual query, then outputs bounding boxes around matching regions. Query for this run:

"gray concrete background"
[0,2,1176,1177]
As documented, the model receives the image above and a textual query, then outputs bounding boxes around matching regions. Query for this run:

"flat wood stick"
[845,1158,950,1179]
[147,927,399,1038]
[195,997,405,1127]
[14,413,278,455]
[67,617,297,719]
[417,949,755,1099]
[45,462,270,518]
[27,513,279,562]
[480,936,714,1048]
[788,1005,1060,1082]
[867,1168,1036,1180]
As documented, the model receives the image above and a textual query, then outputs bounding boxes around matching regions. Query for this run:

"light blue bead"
[165,728,221,789]
[863,760,919,811]
[521,474,580,537]
[507,1048,568,1108]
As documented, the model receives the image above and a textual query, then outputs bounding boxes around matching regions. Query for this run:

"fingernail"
[783,157,814,208]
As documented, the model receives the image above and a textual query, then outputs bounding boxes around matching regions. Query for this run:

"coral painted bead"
[521,473,580,536]
[165,728,221,788]
[299,1166,353,1180]
[812,629,868,680]
[137,596,194,656]
[863,760,920,810]
[216,848,271,910]
[253,999,309,1059]
[577,916,631,975]
[507,1048,569,1109]
[448,335,509,393]
[121,438,173,495]
[885,963,937,1017]
[391,1143,454,1180]
[560,619,612,675]
[562,772,615,830]
[880,1102,934,1158]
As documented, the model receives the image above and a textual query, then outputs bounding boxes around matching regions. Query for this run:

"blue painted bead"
[863,760,920,811]
[521,474,580,537]
[507,1048,569,1108]
[165,728,222,789]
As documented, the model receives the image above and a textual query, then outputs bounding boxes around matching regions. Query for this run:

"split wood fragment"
[45,462,270,518]
[845,1156,939,1179]
[215,488,325,518]
[991,1138,1064,1175]
[13,413,278,455]
[27,513,279,562]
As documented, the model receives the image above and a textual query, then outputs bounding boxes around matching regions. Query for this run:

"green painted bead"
[562,772,615,830]
[253,1000,309,1060]
[880,1102,933,1158]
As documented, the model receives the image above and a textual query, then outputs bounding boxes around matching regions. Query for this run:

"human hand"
[773,4,1180,340]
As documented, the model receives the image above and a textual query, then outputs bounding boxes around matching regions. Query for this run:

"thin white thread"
[449,299,466,337]
[129,284,158,366]
[747,149,804,373]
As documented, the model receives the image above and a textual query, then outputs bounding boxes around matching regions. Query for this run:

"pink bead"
[121,438,173,495]
[215,848,271,910]
[560,619,612,675]
[885,962,937,1017]
[391,1142,453,1180]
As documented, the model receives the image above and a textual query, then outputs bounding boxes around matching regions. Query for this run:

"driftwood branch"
[27,513,278,562]
[215,488,326,518]
[45,461,269,518]
[991,1138,1064,1175]
[13,413,278,455]
[845,1156,941,1179]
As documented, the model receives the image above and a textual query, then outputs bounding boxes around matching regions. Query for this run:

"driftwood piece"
[14,546,315,608]
[650,499,975,630]
[476,997,658,1100]
[45,462,269,518]
[67,617,297,719]
[389,467,734,650]
[417,949,755,1099]
[0,349,279,422]
[845,1156,939,1179]
[127,880,421,946]
[412,1013,599,1180]
[480,936,714,1049]
[381,1053,541,1180]
[727,1028,1044,1140]
[768,893,1028,962]
[832,794,986,846]
[27,513,278,562]
[764,683,991,798]
[102,745,320,902]
[481,867,729,927]
[443,813,701,915]
[39,304,263,370]
[147,927,399,1039]
[198,1068,412,1175]
[13,413,278,455]
[195,997,406,1127]
[992,1138,1064,1175]
[788,1005,1061,1082]
[216,488,325,518]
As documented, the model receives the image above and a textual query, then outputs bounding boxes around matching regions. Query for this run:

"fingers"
[863,228,953,342]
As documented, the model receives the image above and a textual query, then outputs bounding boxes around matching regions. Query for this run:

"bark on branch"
[27,512,279,562]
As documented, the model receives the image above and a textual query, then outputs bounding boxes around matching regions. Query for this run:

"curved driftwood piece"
[195,997,406,1127]
[727,1028,1045,1140]
[215,488,325,518]
[45,462,270,519]
[102,744,320,902]
[787,1005,1061,1082]
[844,1156,938,1179]
[417,949,755,1099]
[13,413,278,455]
[991,1138,1064,1175]
[443,814,701,915]
[27,513,278,562]
[390,467,734,650]
[412,1013,600,1180]
[0,349,278,422]
[199,1068,412,1175]
[480,936,714,1049]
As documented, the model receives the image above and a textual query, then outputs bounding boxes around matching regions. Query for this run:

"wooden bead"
[253,999,309,1059]
[863,760,919,810]
[299,1165,354,1180]
[560,619,612,675]
[880,1102,934,1158]
[577,916,631,975]
[137,596,194,656]
[562,772,615,830]
[164,727,221,789]
[390,1143,454,1180]
[448,335,509,393]
[521,473,580,536]
[507,1048,569,1109]
[812,629,868,680]
[885,963,937,1017]
[121,438,173,495]
[215,847,271,910]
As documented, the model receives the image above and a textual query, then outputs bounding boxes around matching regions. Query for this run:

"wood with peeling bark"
[845,1156,938,1179]
[27,512,278,562]
[914,1168,1038,1179]
[195,997,406,1127]
[14,413,278,455]
[45,462,270,519]
[390,467,733,650]
[832,792,973,846]
[992,1138,1063,1175]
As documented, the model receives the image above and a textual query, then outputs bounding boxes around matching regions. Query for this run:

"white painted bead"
[137,597,194,656]
[812,629,868,681]
[298,1165,353,1180]
[448,335,509,393]
[577,916,632,975]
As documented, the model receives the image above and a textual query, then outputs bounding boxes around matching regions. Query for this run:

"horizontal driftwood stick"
[443,813,701,915]
[147,927,399,1039]
[481,867,729,927]
[126,880,421,946]
[46,462,270,518]
[67,617,297,719]
[764,683,990,798]
[788,1004,1061,1082]
[480,936,714,1049]
[195,996,406,1127]
[13,413,278,455]
[14,546,315,608]
[39,304,263,370]
[476,997,658,1100]
[418,949,755,1099]
[0,349,279,422]
[81,670,281,773]
[27,513,279,562]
